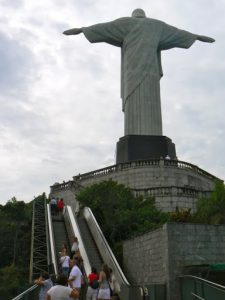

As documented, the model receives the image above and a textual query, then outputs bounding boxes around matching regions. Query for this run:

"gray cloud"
[0,33,34,94]
[0,0,225,204]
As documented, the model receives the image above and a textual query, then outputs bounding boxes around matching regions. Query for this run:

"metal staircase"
[29,195,49,282]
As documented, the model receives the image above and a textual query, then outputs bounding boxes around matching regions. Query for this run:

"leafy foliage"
[193,181,225,224]
[0,196,35,299]
[0,265,27,300]
[169,207,192,223]
[77,180,169,263]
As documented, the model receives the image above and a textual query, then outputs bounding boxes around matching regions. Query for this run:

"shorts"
[98,288,110,299]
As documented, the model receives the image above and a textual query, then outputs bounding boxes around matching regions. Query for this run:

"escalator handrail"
[180,275,225,290]
[11,284,38,300]
[83,206,130,286]
[66,206,92,275]
[47,204,58,275]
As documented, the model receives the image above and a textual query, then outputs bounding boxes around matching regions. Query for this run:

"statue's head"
[132,8,146,18]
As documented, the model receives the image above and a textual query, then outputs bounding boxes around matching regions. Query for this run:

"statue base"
[116,135,177,164]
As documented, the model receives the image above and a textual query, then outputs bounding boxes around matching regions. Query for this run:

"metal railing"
[46,204,58,275]
[11,285,39,300]
[65,206,92,275]
[180,275,225,300]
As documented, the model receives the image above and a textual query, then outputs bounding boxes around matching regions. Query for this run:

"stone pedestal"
[116,135,176,164]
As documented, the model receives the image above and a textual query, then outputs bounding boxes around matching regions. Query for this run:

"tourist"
[97,264,112,300]
[68,256,83,295]
[57,198,65,213]
[109,268,120,297]
[86,266,99,300]
[59,249,70,277]
[50,197,57,216]
[71,236,79,258]
[46,273,79,300]
[34,272,53,300]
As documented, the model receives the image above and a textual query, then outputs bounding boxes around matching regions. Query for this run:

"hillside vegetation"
[0,197,33,299]
[77,180,225,264]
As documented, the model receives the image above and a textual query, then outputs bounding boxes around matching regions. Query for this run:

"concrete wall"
[123,223,225,300]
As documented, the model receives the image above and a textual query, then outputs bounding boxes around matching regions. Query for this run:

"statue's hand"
[63,28,82,35]
[197,35,215,43]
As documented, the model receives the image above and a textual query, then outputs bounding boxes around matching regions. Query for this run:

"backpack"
[91,279,99,289]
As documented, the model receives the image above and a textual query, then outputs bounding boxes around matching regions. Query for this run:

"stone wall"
[123,223,225,300]
[123,226,169,286]
[49,182,79,212]
[68,159,217,212]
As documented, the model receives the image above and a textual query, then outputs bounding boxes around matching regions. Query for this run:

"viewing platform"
[50,158,221,212]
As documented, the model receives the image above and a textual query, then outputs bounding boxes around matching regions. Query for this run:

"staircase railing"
[11,285,40,300]
[180,275,225,300]
[46,204,58,275]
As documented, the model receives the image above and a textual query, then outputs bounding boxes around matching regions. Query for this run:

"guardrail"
[65,206,92,275]
[11,284,39,300]
[46,204,58,275]
[180,275,225,300]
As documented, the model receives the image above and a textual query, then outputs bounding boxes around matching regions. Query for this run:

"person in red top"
[86,267,99,300]
[57,198,65,213]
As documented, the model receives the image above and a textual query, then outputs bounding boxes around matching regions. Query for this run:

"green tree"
[0,265,26,300]
[1,198,32,267]
[77,180,169,262]
[0,196,34,299]
[194,181,225,224]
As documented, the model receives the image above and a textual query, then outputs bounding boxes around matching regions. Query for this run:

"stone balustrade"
[49,159,221,212]
[72,159,219,182]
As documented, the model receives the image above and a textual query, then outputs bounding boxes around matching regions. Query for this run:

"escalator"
[51,214,71,270]
[13,203,143,299]
[76,213,103,272]
[49,205,144,299]
[74,207,143,300]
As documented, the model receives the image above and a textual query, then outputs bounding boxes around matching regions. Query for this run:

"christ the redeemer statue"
[63,8,214,136]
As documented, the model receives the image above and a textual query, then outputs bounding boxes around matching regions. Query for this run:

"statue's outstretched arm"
[197,35,215,43]
[63,28,83,35]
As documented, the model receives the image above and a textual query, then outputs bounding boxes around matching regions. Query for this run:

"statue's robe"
[82,17,197,135]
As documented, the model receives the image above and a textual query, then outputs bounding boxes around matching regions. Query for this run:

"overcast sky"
[0,0,224,204]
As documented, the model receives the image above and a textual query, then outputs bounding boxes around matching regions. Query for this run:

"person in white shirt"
[70,236,79,258]
[60,249,70,277]
[46,273,79,300]
[68,256,83,298]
